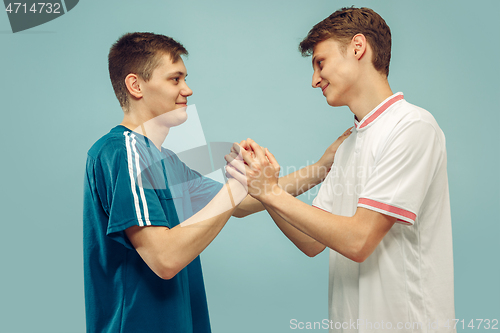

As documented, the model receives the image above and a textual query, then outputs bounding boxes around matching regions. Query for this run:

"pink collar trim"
[354,92,404,130]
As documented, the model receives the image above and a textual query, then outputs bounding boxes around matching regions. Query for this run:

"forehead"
[312,38,343,57]
[154,53,187,75]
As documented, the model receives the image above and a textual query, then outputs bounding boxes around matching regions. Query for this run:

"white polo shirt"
[312,93,455,332]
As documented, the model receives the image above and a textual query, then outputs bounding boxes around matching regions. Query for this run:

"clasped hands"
[224,138,282,202]
[224,128,352,202]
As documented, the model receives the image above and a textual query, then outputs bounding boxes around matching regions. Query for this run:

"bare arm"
[232,128,352,218]
[227,140,396,262]
[232,163,327,218]
[125,178,246,280]
[263,202,326,257]
[260,191,395,262]
[230,129,352,256]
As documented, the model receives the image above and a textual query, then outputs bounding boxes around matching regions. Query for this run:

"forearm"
[261,187,367,262]
[278,162,328,197]
[168,179,245,263]
[233,163,327,217]
[232,195,264,217]
[165,209,234,275]
[263,202,326,257]
[129,179,246,279]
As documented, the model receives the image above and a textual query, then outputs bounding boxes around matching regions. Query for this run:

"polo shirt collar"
[354,92,404,130]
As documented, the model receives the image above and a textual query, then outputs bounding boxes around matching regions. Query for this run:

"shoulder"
[87,127,131,166]
[390,100,446,145]
[392,100,441,129]
[161,148,193,173]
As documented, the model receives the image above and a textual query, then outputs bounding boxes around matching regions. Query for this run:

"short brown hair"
[108,32,188,109]
[299,7,391,76]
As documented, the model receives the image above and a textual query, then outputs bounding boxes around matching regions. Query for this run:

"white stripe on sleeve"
[124,131,144,227]
[130,133,151,226]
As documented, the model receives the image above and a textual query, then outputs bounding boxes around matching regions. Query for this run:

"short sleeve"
[358,120,445,225]
[186,171,223,214]
[170,153,223,215]
[96,140,171,249]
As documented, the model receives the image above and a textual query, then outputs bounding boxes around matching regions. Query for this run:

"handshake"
[224,138,282,201]
[222,128,352,205]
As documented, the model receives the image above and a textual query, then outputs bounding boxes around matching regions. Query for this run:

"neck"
[348,76,393,122]
[120,110,169,151]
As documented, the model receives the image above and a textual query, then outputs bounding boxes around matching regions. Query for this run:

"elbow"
[346,242,371,263]
[349,252,368,263]
[336,236,371,263]
[155,259,184,280]
[232,211,248,218]
[157,266,179,280]
[232,209,251,218]
[302,244,326,258]
[304,250,320,258]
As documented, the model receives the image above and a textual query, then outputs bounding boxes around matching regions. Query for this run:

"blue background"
[1,0,498,332]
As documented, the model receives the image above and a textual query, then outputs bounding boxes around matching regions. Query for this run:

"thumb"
[265,148,280,170]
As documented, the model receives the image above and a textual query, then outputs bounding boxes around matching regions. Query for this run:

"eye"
[318,60,323,68]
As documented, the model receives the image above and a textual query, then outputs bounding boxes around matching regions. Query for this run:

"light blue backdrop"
[1,0,498,332]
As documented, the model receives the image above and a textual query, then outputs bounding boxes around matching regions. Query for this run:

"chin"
[167,108,188,127]
[326,95,344,107]
[152,108,188,127]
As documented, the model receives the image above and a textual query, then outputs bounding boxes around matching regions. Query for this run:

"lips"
[322,84,329,92]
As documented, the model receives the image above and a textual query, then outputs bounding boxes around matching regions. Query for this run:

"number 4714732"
[5,3,61,14]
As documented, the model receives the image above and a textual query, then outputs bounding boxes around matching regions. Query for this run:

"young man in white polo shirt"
[226,7,455,333]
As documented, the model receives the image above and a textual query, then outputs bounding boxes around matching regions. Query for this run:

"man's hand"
[315,127,353,174]
[226,138,280,202]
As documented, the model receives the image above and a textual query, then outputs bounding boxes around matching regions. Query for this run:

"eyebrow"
[311,55,320,66]
[168,71,187,77]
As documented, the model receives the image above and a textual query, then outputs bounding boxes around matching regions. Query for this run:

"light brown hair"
[299,7,391,76]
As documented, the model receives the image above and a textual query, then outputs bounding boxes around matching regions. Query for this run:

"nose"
[181,82,193,97]
[312,69,322,88]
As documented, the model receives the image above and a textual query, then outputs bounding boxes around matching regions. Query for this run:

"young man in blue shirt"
[83,32,350,332]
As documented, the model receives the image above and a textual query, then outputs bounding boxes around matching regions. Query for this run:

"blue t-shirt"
[83,125,223,333]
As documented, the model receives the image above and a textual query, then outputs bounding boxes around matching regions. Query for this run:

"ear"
[124,73,142,99]
[351,34,367,60]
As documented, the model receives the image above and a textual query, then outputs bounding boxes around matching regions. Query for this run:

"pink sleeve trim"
[358,198,416,223]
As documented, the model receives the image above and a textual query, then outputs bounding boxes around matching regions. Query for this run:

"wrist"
[227,178,248,205]
[259,183,284,205]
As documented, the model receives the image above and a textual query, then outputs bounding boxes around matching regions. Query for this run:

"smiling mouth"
[322,84,329,92]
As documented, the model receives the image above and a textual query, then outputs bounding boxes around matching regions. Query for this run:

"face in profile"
[311,38,359,107]
[139,53,193,128]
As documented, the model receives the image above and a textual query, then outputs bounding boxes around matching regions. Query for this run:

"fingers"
[265,148,280,171]
[231,138,269,168]
[342,127,353,136]
[232,141,255,162]
[239,139,249,149]
[225,153,247,174]
[248,140,266,160]
[225,164,247,185]
[231,142,242,156]
[241,146,257,166]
